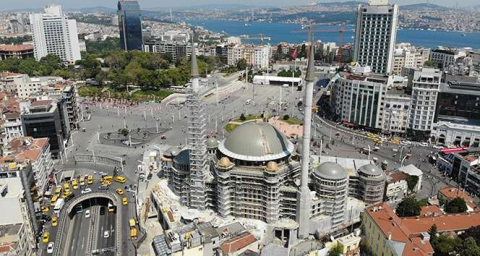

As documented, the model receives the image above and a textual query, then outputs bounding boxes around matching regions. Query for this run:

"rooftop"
[419,205,444,217]
[0,45,33,52]
[219,122,294,162]
[220,232,256,254]
[438,187,474,206]
[366,203,480,256]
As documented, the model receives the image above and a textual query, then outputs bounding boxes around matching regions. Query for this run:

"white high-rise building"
[29,5,81,62]
[407,68,441,138]
[353,0,399,75]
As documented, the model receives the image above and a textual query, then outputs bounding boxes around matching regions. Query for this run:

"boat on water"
[462,33,467,37]
[244,23,252,27]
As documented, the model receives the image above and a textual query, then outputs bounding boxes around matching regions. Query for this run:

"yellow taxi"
[55,187,62,196]
[42,232,50,243]
[61,191,72,199]
[116,188,124,195]
[115,176,126,184]
[87,175,93,184]
[52,217,57,227]
[71,179,79,190]
[101,180,113,186]
[79,177,85,186]
[122,197,128,206]
[41,206,49,213]
[63,183,71,193]
[103,175,114,181]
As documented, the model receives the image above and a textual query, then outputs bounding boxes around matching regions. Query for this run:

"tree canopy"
[396,197,421,217]
[445,197,468,213]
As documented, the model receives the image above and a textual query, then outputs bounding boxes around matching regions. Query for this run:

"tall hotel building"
[29,5,81,62]
[353,0,399,75]
[117,0,143,51]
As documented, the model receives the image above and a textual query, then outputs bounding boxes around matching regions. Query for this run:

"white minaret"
[296,37,316,239]
[187,37,208,210]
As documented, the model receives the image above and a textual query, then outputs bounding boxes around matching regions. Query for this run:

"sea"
[187,19,480,49]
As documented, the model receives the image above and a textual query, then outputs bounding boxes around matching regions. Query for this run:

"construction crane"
[238,34,272,46]
[290,23,346,63]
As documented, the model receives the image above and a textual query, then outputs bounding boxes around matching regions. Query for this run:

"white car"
[81,188,92,194]
[104,231,109,238]
[420,142,429,147]
[85,210,90,218]
[47,242,54,253]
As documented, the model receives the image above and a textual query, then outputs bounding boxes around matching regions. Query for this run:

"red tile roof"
[365,202,480,256]
[390,172,407,183]
[439,187,472,202]
[419,205,444,217]
[220,232,256,254]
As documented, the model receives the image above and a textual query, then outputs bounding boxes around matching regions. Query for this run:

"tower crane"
[238,34,272,46]
[290,23,346,63]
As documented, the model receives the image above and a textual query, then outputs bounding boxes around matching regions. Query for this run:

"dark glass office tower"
[117,0,143,51]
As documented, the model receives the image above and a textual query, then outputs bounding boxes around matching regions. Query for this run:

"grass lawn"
[233,115,262,122]
[79,86,174,102]
[225,123,238,133]
[132,89,174,101]
[78,86,102,97]
[281,117,303,125]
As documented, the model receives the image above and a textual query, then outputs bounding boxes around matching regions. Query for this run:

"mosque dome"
[219,122,294,161]
[314,162,347,180]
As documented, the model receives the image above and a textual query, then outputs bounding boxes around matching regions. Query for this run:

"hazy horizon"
[0,0,477,11]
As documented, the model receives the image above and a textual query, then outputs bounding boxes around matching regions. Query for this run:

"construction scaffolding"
[186,43,209,210]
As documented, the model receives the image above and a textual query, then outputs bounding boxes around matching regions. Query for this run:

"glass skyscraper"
[117,0,143,51]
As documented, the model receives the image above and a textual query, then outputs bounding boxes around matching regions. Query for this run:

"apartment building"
[363,202,480,256]
[332,71,388,130]
[407,68,441,139]
[0,177,37,256]
[430,47,467,70]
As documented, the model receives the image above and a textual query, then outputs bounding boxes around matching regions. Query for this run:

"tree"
[283,115,290,120]
[240,113,246,122]
[457,237,480,256]
[461,226,480,245]
[445,197,468,213]
[432,234,462,256]
[428,224,438,243]
[405,174,419,192]
[424,60,436,68]
[120,128,129,138]
[396,197,421,217]
[236,58,247,71]
[328,243,343,256]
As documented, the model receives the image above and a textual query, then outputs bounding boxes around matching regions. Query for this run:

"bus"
[50,195,59,206]
[108,202,115,213]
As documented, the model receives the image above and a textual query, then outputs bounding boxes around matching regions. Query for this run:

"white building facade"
[382,93,411,133]
[407,68,441,138]
[353,0,399,75]
[333,76,387,129]
[29,5,81,62]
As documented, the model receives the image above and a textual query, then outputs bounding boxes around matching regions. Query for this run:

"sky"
[1,0,477,11]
